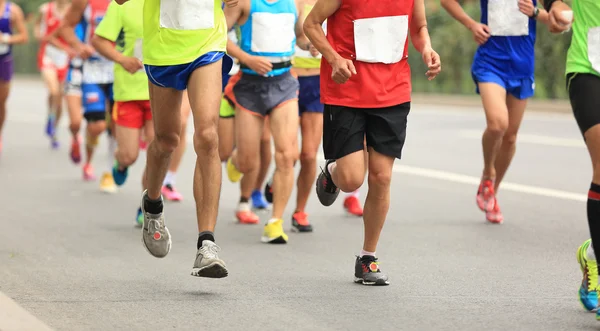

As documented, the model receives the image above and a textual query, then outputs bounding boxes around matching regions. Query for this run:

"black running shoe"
[354,255,390,286]
[264,174,274,204]
[316,160,340,206]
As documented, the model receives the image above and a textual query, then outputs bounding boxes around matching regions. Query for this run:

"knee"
[193,126,218,154]
[275,147,298,171]
[155,131,180,155]
[335,167,364,192]
[486,118,509,138]
[237,153,259,173]
[502,131,518,146]
[368,168,392,188]
[299,150,317,166]
[119,150,139,167]
[219,146,232,162]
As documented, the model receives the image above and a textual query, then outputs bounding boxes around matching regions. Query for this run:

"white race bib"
[588,27,600,73]
[353,15,407,64]
[159,0,214,30]
[251,12,296,54]
[70,69,83,85]
[134,38,143,61]
[0,43,8,55]
[45,45,69,69]
[83,59,114,84]
[227,29,238,45]
[488,0,529,36]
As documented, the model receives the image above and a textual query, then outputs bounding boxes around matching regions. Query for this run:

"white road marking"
[458,129,585,148]
[0,291,54,331]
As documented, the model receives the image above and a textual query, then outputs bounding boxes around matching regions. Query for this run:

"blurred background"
[11,0,570,99]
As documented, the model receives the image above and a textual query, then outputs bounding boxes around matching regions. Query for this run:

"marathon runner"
[541,0,600,321]
[307,0,441,284]
[59,0,117,192]
[441,0,551,224]
[223,0,312,243]
[92,0,149,225]
[116,0,234,278]
[35,0,71,149]
[64,22,85,164]
[0,0,27,155]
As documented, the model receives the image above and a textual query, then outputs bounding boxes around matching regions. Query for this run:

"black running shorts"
[567,73,600,135]
[323,102,410,160]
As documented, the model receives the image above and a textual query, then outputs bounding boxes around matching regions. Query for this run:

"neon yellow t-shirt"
[143,0,227,66]
[95,0,149,102]
[293,4,322,69]
[565,0,600,77]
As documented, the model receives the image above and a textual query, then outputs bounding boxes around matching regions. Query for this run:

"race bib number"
[134,38,143,61]
[45,45,69,69]
[251,12,296,54]
[589,27,600,73]
[354,15,407,64]
[83,59,114,84]
[159,0,214,30]
[488,0,529,36]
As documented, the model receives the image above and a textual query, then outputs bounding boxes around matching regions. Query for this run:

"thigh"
[41,68,60,95]
[365,103,410,159]
[300,111,323,156]
[148,82,183,137]
[0,80,9,105]
[116,123,141,154]
[270,96,299,153]
[218,116,235,159]
[323,104,366,160]
[187,58,222,133]
[478,80,509,125]
[235,106,263,161]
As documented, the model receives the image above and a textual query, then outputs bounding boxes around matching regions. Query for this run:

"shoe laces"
[587,260,599,292]
[146,214,164,235]
[360,256,380,273]
[319,167,338,193]
[200,242,220,260]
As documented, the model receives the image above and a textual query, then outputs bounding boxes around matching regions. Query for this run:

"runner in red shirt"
[305,0,441,285]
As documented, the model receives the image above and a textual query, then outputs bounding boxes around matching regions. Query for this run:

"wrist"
[530,7,540,19]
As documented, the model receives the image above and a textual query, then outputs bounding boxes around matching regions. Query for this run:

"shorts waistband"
[240,70,293,81]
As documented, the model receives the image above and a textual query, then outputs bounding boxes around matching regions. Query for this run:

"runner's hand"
[330,56,356,84]
[66,47,77,59]
[119,56,143,74]
[421,47,441,81]
[518,0,535,17]
[76,43,95,60]
[548,2,572,33]
[469,22,490,45]
[223,0,238,7]
[309,44,320,58]
[245,56,272,76]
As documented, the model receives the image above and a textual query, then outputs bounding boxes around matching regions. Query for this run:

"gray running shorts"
[232,71,299,116]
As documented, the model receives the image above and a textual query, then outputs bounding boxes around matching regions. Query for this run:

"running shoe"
[112,161,129,186]
[354,255,389,286]
[45,114,55,137]
[236,202,260,224]
[191,240,228,278]
[226,157,243,183]
[344,195,363,217]
[70,136,81,164]
[50,136,59,150]
[83,164,96,181]
[577,239,599,312]
[251,189,269,210]
[316,160,340,206]
[136,207,143,227]
[476,178,496,212]
[291,211,313,232]
[264,174,274,203]
[140,190,171,258]
[261,219,288,244]
[100,172,117,193]
[161,184,183,202]
[485,199,503,224]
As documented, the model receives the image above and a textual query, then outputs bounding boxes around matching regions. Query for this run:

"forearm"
[304,22,338,63]
[91,36,123,63]
[7,30,27,44]
[441,0,477,30]
[296,35,311,51]
[410,25,432,54]
[59,23,84,50]
[227,39,251,64]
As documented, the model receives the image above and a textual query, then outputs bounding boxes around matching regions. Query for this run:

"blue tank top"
[0,2,12,57]
[239,0,297,76]
[473,0,537,79]
[70,22,85,69]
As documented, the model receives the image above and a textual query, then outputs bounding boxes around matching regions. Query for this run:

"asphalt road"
[0,79,595,330]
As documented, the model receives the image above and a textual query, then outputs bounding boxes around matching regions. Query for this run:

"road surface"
[0,79,593,330]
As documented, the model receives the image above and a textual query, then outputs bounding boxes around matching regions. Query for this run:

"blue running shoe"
[251,189,269,210]
[112,161,129,186]
[46,114,56,137]
[577,239,598,311]
[136,207,143,227]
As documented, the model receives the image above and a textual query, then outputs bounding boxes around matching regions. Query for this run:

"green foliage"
[8,0,571,99]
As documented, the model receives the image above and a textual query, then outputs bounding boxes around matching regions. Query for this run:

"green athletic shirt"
[95,0,149,102]
[566,0,600,77]
[142,0,227,66]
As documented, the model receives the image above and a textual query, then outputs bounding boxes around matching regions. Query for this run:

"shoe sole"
[191,262,229,278]
[140,191,172,258]
[316,173,340,207]
[353,277,390,286]
[290,226,313,233]
[261,236,287,244]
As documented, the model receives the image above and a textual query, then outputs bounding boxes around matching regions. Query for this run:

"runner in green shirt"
[91,0,151,227]
[115,0,236,278]
[544,0,600,321]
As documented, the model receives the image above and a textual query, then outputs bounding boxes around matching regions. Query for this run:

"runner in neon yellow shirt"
[115,0,235,277]
[92,0,152,227]
[544,0,600,321]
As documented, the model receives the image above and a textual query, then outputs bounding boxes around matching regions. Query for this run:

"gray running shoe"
[354,255,390,286]
[140,190,171,258]
[191,240,228,278]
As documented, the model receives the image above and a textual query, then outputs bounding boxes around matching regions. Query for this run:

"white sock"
[163,171,176,186]
[267,217,279,224]
[327,161,336,175]
[107,136,117,171]
[237,202,250,212]
[587,243,597,261]
[347,190,359,198]
[360,249,376,257]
